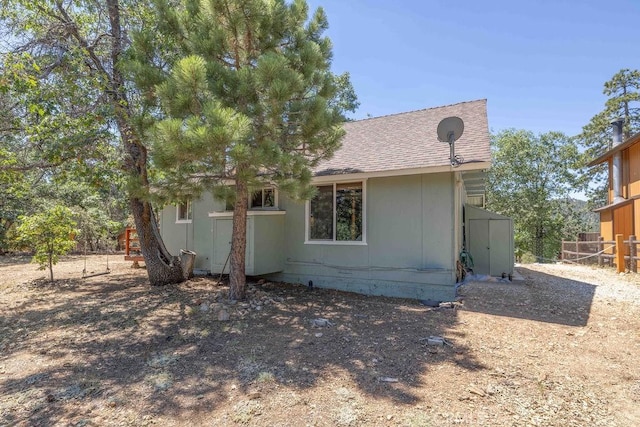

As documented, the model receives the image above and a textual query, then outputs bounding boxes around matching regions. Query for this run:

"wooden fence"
[561,234,639,273]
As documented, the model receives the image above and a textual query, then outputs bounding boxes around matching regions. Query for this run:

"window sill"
[175,220,192,224]
[208,210,286,218]
[304,240,367,246]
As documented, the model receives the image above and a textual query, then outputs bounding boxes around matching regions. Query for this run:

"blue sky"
[307,0,640,137]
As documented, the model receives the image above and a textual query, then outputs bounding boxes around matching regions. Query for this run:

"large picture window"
[308,182,364,243]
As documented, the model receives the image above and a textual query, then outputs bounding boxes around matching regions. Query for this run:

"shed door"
[469,219,511,276]
[489,220,511,276]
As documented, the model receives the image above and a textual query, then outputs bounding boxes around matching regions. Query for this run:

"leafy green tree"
[554,198,599,240]
[0,56,43,251]
[1,0,185,285]
[0,51,129,252]
[486,129,582,261]
[47,179,128,251]
[132,0,358,299]
[579,69,640,207]
[14,205,77,281]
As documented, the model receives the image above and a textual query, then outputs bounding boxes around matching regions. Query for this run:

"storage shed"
[465,205,514,276]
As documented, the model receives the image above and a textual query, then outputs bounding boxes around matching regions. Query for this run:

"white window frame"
[249,187,278,210]
[176,200,192,223]
[305,179,367,245]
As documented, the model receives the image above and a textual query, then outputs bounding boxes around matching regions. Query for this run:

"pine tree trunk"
[229,178,248,300]
[106,0,184,286]
[116,116,184,286]
[130,196,185,285]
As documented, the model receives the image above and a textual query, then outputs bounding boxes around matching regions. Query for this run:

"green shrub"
[14,205,77,281]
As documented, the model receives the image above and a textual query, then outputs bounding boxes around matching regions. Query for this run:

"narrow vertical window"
[177,201,192,222]
[263,188,275,207]
[309,185,334,240]
[251,190,263,208]
[336,183,362,241]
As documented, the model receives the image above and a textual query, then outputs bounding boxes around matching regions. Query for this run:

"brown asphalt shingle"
[314,99,491,176]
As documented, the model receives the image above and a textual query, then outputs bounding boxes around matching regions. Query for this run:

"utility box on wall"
[465,205,514,277]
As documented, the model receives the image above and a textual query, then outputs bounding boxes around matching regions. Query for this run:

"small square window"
[250,188,277,209]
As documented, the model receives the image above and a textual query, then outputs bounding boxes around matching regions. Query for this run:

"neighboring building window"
[176,201,192,222]
[250,188,276,209]
[308,182,364,242]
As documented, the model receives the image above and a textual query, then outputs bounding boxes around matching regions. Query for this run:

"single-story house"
[159,99,513,301]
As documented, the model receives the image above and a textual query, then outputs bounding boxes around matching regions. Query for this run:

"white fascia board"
[311,162,491,184]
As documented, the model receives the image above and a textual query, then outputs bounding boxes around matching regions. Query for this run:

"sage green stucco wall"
[158,172,459,300]
[267,172,458,301]
[159,206,189,257]
[252,214,285,275]
[159,192,223,270]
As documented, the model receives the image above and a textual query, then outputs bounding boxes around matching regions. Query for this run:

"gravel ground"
[1,256,639,426]
[518,262,640,303]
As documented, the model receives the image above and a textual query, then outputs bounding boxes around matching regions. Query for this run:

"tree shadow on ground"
[0,254,33,266]
[0,260,486,426]
[458,266,595,327]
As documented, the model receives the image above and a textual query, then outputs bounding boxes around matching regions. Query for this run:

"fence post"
[615,234,625,273]
[630,235,637,273]
[598,236,603,267]
[576,238,580,263]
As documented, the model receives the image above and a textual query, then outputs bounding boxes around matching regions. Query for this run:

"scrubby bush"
[14,205,77,281]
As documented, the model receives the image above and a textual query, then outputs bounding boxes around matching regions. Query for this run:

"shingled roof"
[313,99,491,177]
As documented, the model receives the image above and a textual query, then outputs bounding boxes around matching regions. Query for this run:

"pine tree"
[132,0,358,299]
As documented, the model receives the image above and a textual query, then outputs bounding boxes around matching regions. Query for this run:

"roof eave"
[587,131,640,167]
[311,161,491,183]
[593,194,640,212]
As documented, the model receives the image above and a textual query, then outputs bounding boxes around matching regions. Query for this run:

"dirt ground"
[1,255,639,426]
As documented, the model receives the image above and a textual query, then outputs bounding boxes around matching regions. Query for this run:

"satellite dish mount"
[437,116,465,167]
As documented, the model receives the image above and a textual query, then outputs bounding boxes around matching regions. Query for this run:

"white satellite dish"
[436,116,465,167]
[437,116,464,143]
